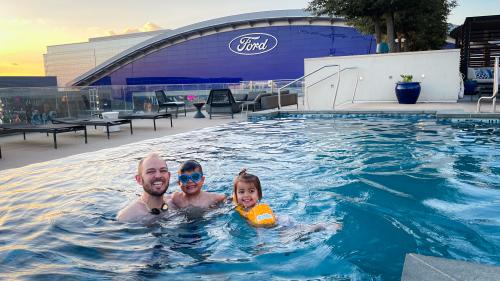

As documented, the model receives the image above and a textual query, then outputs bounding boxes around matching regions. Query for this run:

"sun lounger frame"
[0,124,87,150]
[118,112,173,131]
[52,118,133,139]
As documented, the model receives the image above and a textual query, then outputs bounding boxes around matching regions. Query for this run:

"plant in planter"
[395,74,421,104]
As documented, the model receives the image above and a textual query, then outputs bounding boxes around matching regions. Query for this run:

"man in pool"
[170,160,226,210]
[117,153,172,222]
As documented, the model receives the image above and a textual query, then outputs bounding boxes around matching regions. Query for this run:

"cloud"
[11,63,19,66]
[107,22,164,36]
[142,22,162,32]
[124,27,140,34]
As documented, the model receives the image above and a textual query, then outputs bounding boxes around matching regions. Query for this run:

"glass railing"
[0,80,304,124]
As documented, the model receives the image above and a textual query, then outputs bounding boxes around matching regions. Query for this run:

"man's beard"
[143,179,168,197]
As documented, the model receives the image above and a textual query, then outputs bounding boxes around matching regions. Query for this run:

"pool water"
[0,116,499,280]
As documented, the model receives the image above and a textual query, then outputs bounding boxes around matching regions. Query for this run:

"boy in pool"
[170,160,226,210]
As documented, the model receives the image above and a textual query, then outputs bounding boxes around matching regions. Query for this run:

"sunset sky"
[0,0,498,76]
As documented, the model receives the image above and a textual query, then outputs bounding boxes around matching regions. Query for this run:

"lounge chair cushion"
[233,93,248,101]
[468,67,498,83]
[247,91,267,101]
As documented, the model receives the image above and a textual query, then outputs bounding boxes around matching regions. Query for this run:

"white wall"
[304,49,461,110]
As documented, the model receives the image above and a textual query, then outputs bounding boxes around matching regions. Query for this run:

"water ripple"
[0,117,499,280]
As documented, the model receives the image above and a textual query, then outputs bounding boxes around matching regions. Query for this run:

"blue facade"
[97,25,375,86]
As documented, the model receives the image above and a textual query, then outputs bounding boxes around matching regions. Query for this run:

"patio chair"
[205,89,242,119]
[154,90,186,118]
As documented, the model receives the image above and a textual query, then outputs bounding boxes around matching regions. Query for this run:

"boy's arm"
[170,192,183,209]
[208,193,226,208]
[215,193,226,202]
[165,194,179,210]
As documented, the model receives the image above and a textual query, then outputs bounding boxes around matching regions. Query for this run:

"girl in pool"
[233,169,276,227]
[233,169,342,233]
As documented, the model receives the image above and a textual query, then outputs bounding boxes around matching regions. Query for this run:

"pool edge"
[247,110,500,124]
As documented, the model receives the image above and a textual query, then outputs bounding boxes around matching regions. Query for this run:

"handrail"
[306,67,358,89]
[278,64,339,109]
[303,67,359,110]
[477,56,498,113]
[329,67,359,110]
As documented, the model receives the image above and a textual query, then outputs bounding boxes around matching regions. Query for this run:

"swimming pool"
[0,115,499,280]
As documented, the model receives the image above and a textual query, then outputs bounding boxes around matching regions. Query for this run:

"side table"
[193,102,205,118]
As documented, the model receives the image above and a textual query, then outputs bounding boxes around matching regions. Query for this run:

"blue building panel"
[106,25,375,85]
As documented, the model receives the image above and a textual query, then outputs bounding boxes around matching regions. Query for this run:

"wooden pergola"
[451,15,500,79]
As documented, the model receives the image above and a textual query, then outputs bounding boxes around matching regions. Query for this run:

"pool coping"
[401,253,500,281]
[247,109,500,123]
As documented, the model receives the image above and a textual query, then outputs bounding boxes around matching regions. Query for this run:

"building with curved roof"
[70,9,376,87]
[44,30,166,86]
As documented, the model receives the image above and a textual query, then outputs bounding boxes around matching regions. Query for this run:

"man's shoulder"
[117,199,147,222]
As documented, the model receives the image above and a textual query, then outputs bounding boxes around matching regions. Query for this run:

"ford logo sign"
[228,33,278,56]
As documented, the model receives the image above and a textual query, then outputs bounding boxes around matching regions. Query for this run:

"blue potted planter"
[395,82,421,104]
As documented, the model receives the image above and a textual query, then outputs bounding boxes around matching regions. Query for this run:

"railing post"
[332,65,341,110]
[477,56,499,112]
[492,56,498,112]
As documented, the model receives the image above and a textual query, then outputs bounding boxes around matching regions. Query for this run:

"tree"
[307,0,456,52]
[396,0,457,51]
[307,0,385,46]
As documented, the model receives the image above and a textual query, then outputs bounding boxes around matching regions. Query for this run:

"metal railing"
[304,67,359,110]
[277,64,340,109]
[0,81,287,124]
[477,56,499,113]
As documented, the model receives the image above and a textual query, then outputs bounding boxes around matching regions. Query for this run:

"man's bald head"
[137,153,167,176]
[136,153,170,197]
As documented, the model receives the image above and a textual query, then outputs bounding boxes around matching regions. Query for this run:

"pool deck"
[0,112,246,170]
[1,100,499,170]
[337,101,500,118]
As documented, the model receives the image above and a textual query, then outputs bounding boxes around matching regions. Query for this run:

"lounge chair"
[52,117,133,139]
[154,90,186,118]
[467,67,500,98]
[241,92,272,113]
[118,112,173,131]
[0,123,87,149]
[205,89,242,119]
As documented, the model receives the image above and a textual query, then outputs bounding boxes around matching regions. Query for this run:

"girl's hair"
[233,169,262,202]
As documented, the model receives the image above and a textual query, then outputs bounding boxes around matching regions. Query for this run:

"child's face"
[178,168,205,196]
[236,181,259,209]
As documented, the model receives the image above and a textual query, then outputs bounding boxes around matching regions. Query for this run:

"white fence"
[304,49,461,110]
